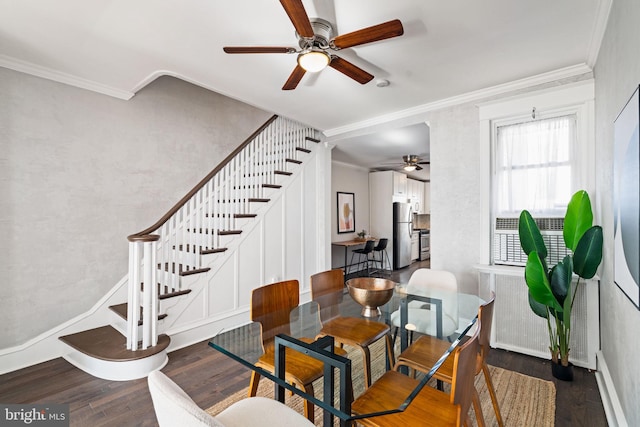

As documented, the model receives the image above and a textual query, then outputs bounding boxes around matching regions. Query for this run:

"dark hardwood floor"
[0,260,607,426]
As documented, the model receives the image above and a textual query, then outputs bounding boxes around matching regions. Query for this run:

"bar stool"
[348,240,375,276]
[371,238,391,276]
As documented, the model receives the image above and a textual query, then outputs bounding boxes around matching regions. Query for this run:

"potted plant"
[357,229,367,240]
[518,190,603,380]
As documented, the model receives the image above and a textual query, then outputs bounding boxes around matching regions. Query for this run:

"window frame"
[492,111,578,217]
[477,80,595,265]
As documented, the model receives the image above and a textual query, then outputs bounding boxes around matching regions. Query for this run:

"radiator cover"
[477,265,599,369]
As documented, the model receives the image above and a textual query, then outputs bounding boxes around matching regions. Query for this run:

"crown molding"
[0,55,135,100]
[586,0,613,67]
[324,63,593,137]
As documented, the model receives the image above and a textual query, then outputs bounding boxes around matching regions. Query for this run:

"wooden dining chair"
[351,325,480,427]
[248,279,327,422]
[394,296,503,427]
[310,269,392,389]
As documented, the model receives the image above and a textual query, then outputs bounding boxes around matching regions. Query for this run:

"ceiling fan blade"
[223,46,295,54]
[332,19,404,49]
[280,0,314,38]
[329,56,374,84]
[282,64,306,90]
[415,165,423,171]
[417,161,430,165]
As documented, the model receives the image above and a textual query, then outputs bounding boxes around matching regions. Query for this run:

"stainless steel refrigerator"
[392,202,413,269]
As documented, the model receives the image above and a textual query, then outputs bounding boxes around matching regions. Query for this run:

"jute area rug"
[206,340,555,426]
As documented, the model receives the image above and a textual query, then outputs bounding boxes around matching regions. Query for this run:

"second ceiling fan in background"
[223,0,404,90]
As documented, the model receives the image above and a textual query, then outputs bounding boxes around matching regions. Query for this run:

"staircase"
[58,115,322,380]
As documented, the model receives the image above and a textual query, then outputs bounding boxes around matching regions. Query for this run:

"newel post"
[127,234,160,350]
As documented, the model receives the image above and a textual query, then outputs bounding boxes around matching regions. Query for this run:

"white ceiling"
[0,1,605,178]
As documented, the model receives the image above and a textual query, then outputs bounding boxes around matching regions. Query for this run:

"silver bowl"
[347,277,396,317]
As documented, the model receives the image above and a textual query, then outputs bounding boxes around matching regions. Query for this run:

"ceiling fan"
[223,0,404,90]
[380,155,430,171]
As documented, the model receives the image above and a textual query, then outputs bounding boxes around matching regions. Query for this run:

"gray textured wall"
[594,0,640,423]
[0,70,271,348]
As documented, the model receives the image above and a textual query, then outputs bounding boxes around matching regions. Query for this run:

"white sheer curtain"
[495,114,577,215]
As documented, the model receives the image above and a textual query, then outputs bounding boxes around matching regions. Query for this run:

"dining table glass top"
[208,281,484,424]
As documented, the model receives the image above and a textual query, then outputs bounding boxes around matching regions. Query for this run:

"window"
[477,80,594,264]
[494,114,577,216]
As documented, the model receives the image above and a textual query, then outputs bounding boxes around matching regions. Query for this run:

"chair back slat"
[251,280,299,345]
[449,326,480,416]
[362,240,376,253]
[476,294,496,370]
[374,238,388,251]
[310,269,344,323]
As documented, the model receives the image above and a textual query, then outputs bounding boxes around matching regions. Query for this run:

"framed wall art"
[337,192,355,234]
[613,84,640,309]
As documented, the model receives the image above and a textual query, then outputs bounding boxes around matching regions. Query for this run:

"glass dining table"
[208,282,483,427]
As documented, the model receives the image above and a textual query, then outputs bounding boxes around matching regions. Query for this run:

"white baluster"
[127,241,140,350]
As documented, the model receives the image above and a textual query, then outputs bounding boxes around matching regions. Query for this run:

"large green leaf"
[573,226,603,279]
[563,190,593,251]
[549,256,572,306]
[519,210,547,258]
[524,252,563,312]
[562,280,573,330]
[528,291,549,319]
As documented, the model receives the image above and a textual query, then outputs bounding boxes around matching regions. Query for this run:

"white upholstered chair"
[147,370,314,427]
[390,268,459,340]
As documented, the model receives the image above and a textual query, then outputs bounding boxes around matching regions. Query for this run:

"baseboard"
[0,276,129,375]
[595,351,628,427]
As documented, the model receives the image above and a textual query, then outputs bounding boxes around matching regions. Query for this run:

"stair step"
[59,325,170,362]
[174,245,229,255]
[182,267,210,276]
[204,213,257,218]
[296,147,311,153]
[274,170,292,176]
[306,136,320,143]
[232,184,282,190]
[218,230,242,236]
[285,158,302,164]
[109,303,167,325]
[158,263,211,276]
[215,198,271,203]
[248,198,270,203]
[159,288,192,300]
[201,247,228,255]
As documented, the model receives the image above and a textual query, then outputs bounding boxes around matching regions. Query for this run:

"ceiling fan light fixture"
[403,164,417,172]
[297,50,330,72]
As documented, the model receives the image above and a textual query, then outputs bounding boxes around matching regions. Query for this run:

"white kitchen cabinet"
[407,179,425,213]
[423,182,430,213]
[392,171,407,197]
[411,231,419,260]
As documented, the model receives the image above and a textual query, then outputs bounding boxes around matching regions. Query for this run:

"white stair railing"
[126,116,319,350]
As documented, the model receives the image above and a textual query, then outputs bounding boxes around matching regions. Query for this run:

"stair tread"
[201,247,228,255]
[108,303,168,324]
[160,289,192,300]
[59,326,170,362]
[158,263,211,276]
